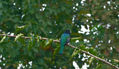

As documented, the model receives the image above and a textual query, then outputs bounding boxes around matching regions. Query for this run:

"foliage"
[0,0,119,69]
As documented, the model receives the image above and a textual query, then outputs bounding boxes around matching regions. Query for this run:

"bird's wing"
[66,37,70,43]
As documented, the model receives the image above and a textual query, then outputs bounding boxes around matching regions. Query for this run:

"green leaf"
[0,35,6,43]
[15,33,24,41]
[88,47,97,56]
[45,39,53,46]
[70,48,80,61]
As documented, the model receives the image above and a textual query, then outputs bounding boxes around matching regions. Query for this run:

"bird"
[59,30,70,54]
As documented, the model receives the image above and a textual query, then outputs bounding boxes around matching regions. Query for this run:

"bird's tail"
[59,44,64,54]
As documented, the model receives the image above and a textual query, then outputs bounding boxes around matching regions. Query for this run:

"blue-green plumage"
[59,30,70,54]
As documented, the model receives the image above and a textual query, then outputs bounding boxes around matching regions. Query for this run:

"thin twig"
[0,34,119,69]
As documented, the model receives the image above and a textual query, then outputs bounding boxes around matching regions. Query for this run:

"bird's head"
[64,30,70,34]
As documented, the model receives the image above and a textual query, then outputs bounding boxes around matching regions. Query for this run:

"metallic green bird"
[59,30,70,54]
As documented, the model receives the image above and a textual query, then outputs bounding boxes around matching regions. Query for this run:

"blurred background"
[0,0,119,69]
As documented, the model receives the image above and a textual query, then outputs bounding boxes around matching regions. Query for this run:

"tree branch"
[0,34,119,69]
[68,44,119,69]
